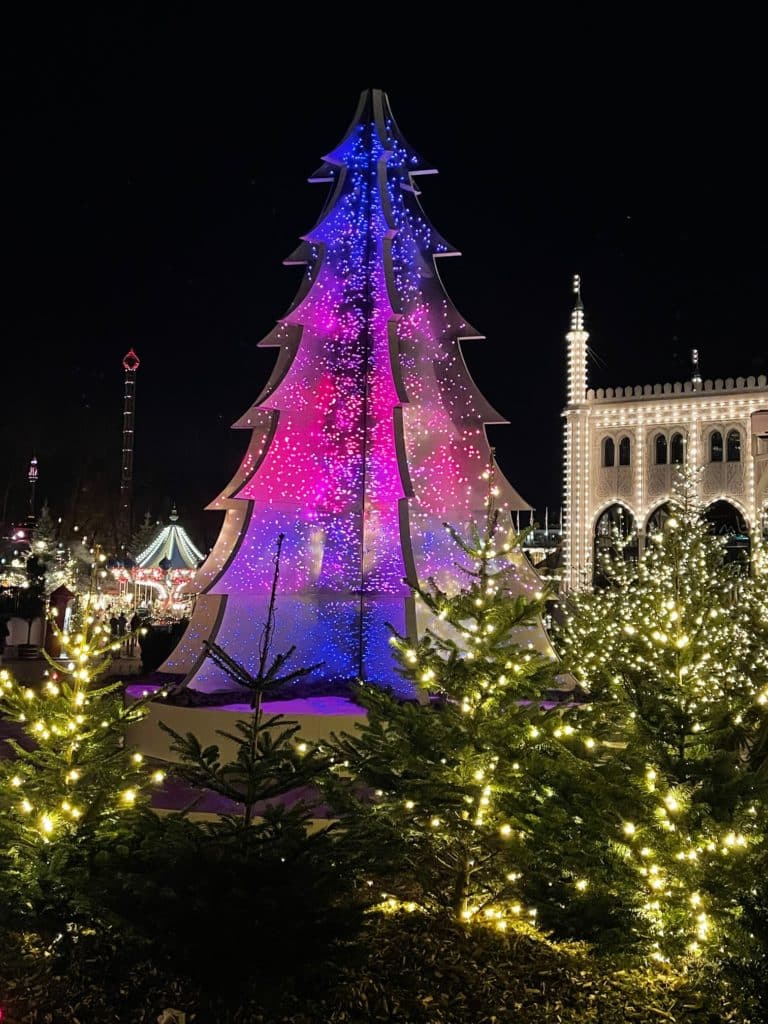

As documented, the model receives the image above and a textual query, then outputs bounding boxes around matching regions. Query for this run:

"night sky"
[3,15,767,549]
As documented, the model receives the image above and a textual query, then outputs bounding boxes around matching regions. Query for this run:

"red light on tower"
[123,348,140,372]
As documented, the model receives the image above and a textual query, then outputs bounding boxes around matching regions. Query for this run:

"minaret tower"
[563,275,590,590]
[119,348,140,547]
[691,348,702,391]
[566,274,588,403]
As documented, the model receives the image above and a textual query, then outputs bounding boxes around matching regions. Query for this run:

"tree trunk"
[452,859,472,921]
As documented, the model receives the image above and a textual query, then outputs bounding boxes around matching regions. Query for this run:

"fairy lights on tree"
[162,89,529,695]
[326,462,573,929]
[329,464,768,959]
[0,609,161,932]
[556,471,768,960]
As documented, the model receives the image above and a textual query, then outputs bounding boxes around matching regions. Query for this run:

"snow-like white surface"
[124,684,365,717]
[224,697,365,716]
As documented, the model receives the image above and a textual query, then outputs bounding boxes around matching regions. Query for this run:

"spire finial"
[565,273,589,404]
[691,348,702,390]
[570,274,585,331]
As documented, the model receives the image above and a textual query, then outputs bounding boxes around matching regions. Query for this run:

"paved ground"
[0,654,142,760]
[0,655,50,685]
[1,653,143,685]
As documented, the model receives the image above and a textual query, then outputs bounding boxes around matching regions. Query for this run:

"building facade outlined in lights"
[562,276,768,590]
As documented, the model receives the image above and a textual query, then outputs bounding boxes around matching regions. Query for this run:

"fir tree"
[160,535,325,833]
[325,490,604,930]
[159,638,325,835]
[0,609,161,940]
[31,501,58,554]
[127,538,357,993]
[31,502,75,593]
[17,549,47,645]
[129,510,157,560]
[556,474,768,960]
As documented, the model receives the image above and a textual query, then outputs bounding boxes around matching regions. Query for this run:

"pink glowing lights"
[161,89,528,695]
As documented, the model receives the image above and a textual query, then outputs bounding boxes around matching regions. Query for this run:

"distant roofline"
[573,374,768,406]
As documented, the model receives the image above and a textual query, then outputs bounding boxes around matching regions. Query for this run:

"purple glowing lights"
[161,90,529,695]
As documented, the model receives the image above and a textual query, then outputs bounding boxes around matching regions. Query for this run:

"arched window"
[726,429,741,462]
[710,430,723,463]
[602,437,615,467]
[618,436,631,466]
[670,432,685,465]
[654,433,668,465]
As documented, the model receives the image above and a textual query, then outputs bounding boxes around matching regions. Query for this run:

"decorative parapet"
[585,375,768,403]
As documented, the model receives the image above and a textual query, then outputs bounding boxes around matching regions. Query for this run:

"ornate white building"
[563,276,768,590]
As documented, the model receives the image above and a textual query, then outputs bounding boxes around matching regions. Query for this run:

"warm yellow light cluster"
[375,470,559,931]
[0,614,164,844]
[557,486,768,961]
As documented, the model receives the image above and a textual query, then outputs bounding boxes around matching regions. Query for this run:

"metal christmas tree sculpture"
[164,89,530,694]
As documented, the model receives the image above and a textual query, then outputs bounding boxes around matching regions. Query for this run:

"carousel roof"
[135,506,204,570]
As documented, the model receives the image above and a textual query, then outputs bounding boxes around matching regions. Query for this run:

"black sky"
[3,14,767,547]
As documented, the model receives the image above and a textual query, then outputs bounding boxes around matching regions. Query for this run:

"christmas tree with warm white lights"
[556,474,768,961]
[162,89,534,695]
[0,613,162,941]
[325,499,560,927]
[321,469,640,941]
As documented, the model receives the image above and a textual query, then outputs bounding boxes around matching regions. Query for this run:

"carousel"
[112,506,204,616]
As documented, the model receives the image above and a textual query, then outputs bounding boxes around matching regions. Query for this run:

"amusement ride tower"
[118,348,140,547]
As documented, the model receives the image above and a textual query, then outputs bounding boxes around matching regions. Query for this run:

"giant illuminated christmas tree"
[163,90,530,695]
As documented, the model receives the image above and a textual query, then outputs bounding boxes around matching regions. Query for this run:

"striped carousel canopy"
[135,506,204,570]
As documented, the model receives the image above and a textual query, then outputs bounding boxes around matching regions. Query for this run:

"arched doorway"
[705,500,750,564]
[593,504,638,585]
[645,502,672,542]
